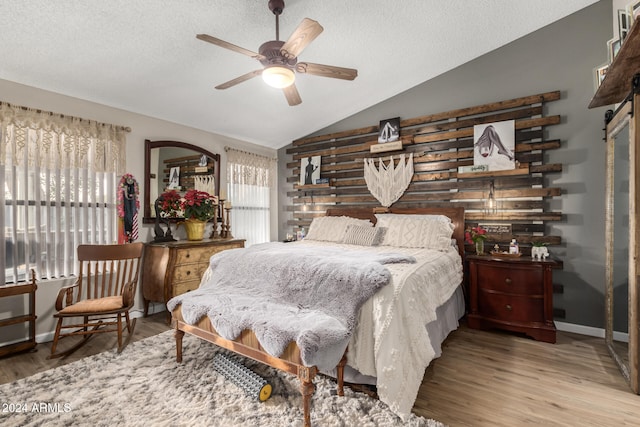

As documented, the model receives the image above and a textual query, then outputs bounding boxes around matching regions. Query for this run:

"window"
[0,103,127,284]
[226,148,276,247]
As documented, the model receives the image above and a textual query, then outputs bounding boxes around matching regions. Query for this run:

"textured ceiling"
[0,1,598,149]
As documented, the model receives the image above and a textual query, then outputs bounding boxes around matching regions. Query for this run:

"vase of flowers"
[465,226,488,255]
[180,190,217,241]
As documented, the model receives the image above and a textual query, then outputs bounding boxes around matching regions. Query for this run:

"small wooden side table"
[466,254,562,343]
[0,270,37,357]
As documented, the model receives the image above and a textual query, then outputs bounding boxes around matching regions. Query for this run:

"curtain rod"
[0,101,132,133]
[225,146,277,161]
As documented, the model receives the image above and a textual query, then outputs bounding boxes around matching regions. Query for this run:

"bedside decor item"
[531,242,549,260]
[363,153,413,207]
[465,225,487,255]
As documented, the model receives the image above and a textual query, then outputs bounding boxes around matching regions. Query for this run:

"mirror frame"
[605,95,640,393]
[143,139,220,224]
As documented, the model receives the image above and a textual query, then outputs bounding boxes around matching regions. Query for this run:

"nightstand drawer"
[478,291,545,323]
[476,264,543,294]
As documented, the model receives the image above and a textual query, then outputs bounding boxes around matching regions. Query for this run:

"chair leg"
[49,318,64,357]
[118,312,136,353]
[116,313,123,352]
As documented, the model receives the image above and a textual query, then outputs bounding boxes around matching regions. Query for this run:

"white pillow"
[305,216,372,242]
[375,214,454,250]
[342,225,386,246]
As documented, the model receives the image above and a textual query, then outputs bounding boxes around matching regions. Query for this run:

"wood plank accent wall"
[285,91,563,254]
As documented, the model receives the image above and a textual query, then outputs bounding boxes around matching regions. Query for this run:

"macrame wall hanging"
[363,153,414,207]
[194,174,216,196]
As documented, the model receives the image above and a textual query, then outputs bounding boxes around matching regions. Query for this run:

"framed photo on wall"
[378,117,400,143]
[300,155,321,185]
[594,63,609,90]
[619,9,631,41]
[168,166,180,189]
[473,120,515,171]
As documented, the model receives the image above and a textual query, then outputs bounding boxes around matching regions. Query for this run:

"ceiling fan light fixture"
[262,65,295,88]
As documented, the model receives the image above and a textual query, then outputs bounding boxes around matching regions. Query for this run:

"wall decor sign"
[473,120,515,171]
[300,155,321,185]
[479,223,512,234]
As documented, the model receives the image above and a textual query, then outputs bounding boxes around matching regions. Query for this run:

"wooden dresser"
[142,239,245,315]
[466,254,562,343]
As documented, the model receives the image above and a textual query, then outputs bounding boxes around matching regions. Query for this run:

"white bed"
[168,207,465,424]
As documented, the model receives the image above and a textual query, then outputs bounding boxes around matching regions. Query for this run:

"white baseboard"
[555,321,629,343]
[33,304,168,345]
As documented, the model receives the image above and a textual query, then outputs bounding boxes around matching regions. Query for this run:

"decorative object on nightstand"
[465,225,487,255]
[467,254,562,343]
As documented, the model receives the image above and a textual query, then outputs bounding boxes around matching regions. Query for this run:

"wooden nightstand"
[466,254,562,343]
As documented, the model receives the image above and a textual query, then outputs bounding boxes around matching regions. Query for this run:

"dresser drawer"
[476,264,543,294]
[171,263,209,282]
[173,280,201,297]
[478,291,545,323]
[174,246,217,265]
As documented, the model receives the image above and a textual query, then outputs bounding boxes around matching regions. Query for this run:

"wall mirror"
[143,139,220,223]
[605,95,639,393]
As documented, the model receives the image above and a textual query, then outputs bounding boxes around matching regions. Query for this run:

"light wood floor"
[1,313,639,426]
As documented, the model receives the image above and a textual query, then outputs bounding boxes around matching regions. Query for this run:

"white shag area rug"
[0,331,446,427]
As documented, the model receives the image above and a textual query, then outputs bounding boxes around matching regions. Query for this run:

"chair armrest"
[55,283,80,311]
[122,281,137,308]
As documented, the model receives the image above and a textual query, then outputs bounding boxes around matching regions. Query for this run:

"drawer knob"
[505,304,512,311]
[505,278,512,284]
[186,270,191,276]
[185,253,190,258]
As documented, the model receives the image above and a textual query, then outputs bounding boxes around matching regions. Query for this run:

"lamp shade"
[262,66,295,88]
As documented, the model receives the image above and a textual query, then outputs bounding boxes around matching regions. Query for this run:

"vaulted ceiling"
[0,1,598,149]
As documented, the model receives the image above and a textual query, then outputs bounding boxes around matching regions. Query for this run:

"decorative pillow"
[304,216,372,242]
[342,225,386,246]
[375,214,454,250]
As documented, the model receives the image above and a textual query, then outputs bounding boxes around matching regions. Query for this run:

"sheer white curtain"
[0,102,127,284]
[226,147,276,247]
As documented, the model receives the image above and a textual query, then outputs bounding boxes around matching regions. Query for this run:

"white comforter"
[291,240,463,420]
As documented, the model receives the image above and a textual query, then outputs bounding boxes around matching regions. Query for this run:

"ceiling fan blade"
[296,62,358,81]
[280,18,323,59]
[196,34,266,61]
[283,84,302,106]
[215,70,263,90]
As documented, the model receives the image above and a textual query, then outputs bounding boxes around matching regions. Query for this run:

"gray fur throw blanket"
[167,242,416,371]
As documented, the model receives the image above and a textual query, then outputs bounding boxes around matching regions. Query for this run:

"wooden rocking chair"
[48,243,144,359]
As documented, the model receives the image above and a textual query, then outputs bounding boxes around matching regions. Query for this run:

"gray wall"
[278,0,612,329]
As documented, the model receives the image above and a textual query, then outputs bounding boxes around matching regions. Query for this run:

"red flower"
[158,190,181,217]
[465,226,487,244]
[180,190,217,221]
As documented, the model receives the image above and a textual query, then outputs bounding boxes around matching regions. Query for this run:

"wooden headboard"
[325,207,466,260]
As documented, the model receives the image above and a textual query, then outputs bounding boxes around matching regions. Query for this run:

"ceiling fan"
[196,0,358,106]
